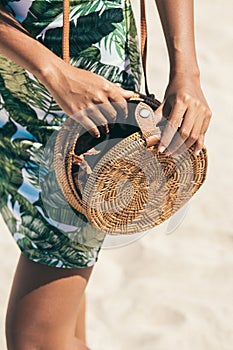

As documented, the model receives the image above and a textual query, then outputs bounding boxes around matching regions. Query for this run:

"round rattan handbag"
[54,0,208,235]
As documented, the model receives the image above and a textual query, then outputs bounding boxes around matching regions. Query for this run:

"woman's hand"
[156,73,212,156]
[42,61,134,138]
[0,6,134,138]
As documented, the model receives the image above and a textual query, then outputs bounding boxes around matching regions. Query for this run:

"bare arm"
[155,0,212,155]
[0,5,63,79]
[0,5,133,137]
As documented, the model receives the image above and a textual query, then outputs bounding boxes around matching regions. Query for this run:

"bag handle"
[62,0,150,94]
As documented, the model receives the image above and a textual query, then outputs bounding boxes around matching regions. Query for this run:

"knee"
[5,299,69,349]
[6,329,72,350]
[6,318,87,350]
[6,315,59,350]
[6,317,41,350]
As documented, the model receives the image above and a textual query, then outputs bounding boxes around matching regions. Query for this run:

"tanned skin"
[155,0,212,156]
[0,1,211,349]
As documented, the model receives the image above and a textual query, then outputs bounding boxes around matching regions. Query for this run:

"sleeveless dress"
[0,0,141,268]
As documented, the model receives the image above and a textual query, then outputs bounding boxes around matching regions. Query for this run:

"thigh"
[6,254,93,347]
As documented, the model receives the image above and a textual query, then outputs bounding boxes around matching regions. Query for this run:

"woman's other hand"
[156,73,212,156]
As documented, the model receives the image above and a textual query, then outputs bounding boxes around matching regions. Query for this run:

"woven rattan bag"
[54,0,208,235]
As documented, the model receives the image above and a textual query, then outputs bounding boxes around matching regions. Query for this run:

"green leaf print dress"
[0,0,142,268]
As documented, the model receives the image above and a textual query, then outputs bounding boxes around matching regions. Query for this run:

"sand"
[1,0,233,349]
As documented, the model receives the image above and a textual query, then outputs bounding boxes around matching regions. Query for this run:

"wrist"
[167,37,200,79]
[169,68,200,81]
[36,55,67,88]
[169,62,200,80]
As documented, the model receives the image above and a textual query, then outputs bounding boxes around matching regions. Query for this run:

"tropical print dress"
[0,0,141,268]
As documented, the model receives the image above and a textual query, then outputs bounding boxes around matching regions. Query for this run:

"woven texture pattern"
[83,136,207,234]
[54,94,208,235]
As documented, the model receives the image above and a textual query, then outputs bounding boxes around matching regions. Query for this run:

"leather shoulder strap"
[62,0,70,63]
[140,0,150,95]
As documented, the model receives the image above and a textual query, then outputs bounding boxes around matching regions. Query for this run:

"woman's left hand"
[155,73,212,156]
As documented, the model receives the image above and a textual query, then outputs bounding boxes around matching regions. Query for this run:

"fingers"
[167,107,203,155]
[70,85,132,137]
[71,109,101,138]
[194,112,211,154]
[158,102,187,153]
[99,82,132,119]
[155,99,175,122]
[194,133,205,155]
[87,107,110,133]
[156,92,212,157]
[98,103,117,122]
[108,91,130,119]
[115,85,134,100]
[72,106,112,137]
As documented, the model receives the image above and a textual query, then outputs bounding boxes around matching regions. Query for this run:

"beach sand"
[1,0,233,349]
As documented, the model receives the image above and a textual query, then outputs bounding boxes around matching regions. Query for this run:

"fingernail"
[158,145,166,153]
[196,150,201,156]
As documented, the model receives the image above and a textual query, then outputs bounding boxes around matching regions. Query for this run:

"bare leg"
[5,253,94,350]
[75,294,87,344]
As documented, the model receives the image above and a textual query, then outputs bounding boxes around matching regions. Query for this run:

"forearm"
[0,5,65,84]
[155,0,200,78]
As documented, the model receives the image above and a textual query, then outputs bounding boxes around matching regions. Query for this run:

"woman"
[0,0,211,349]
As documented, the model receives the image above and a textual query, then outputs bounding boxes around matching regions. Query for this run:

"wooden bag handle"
[62,0,150,94]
